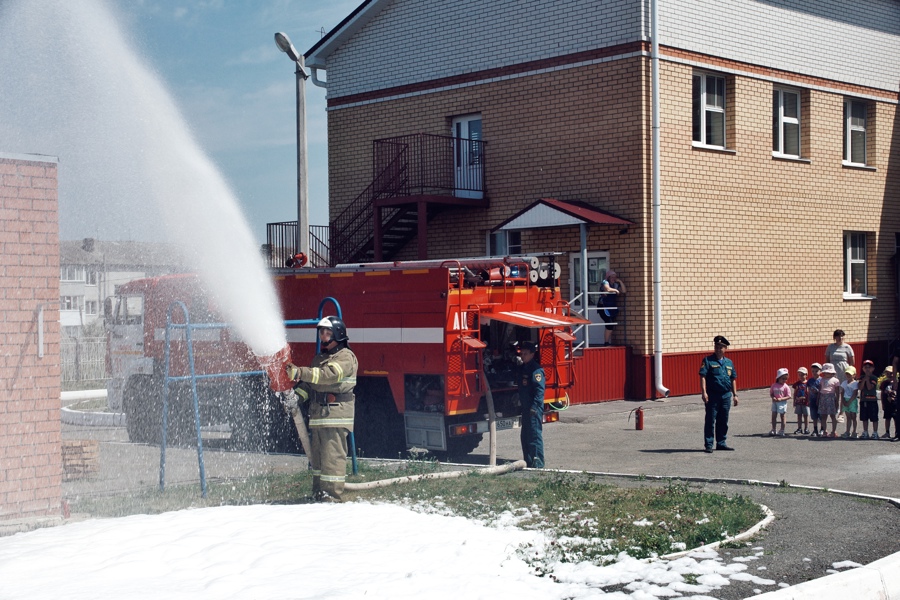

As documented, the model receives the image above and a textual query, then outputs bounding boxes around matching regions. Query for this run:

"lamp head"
[274,32,301,62]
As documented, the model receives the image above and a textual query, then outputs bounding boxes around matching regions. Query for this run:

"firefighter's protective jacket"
[294,346,358,431]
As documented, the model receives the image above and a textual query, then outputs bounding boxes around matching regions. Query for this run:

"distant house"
[302,0,900,399]
[59,238,185,336]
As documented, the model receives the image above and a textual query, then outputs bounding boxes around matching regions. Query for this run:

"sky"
[0,0,361,245]
[0,501,847,600]
[116,0,359,241]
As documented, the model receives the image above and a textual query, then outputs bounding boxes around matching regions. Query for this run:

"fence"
[61,336,107,383]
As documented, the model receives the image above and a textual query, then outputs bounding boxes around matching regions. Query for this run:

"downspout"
[310,67,328,89]
[651,0,669,397]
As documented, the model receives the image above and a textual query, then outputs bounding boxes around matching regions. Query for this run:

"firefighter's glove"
[281,390,300,412]
[285,363,300,381]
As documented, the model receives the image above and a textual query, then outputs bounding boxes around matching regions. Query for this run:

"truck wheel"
[229,376,301,454]
[445,434,484,457]
[165,382,199,447]
[354,381,406,458]
[123,374,162,445]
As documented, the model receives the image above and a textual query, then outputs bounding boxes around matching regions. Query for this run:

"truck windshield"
[110,295,143,325]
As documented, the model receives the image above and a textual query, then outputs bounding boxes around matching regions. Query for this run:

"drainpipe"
[310,67,328,89]
[651,0,669,398]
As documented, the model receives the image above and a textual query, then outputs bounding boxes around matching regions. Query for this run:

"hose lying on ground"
[344,459,527,491]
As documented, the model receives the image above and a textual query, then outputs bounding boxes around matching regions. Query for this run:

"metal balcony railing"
[267,133,485,267]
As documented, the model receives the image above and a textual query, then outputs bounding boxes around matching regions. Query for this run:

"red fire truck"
[105,256,588,457]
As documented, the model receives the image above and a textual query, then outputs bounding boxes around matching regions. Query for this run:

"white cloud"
[227,43,280,65]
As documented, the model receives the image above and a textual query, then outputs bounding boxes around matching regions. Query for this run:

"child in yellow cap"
[840,365,859,438]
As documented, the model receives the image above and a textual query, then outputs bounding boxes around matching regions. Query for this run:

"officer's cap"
[520,341,539,353]
[713,335,730,347]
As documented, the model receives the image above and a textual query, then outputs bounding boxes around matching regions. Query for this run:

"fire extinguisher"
[635,406,644,430]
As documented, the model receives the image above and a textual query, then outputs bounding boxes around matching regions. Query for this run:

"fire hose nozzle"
[256,344,295,393]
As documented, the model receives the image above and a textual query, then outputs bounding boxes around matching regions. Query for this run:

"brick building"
[0,152,63,523]
[303,0,900,399]
[59,238,185,337]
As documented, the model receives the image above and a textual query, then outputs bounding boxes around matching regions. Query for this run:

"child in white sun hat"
[817,363,841,437]
[770,367,791,436]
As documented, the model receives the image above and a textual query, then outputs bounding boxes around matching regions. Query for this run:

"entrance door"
[569,251,609,347]
[452,115,483,199]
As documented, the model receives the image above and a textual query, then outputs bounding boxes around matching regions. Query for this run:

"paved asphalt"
[472,387,900,499]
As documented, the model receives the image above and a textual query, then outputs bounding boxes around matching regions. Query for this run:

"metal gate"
[61,337,107,382]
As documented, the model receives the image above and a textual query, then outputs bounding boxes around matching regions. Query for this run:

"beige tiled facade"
[326,50,899,357]
[311,0,899,395]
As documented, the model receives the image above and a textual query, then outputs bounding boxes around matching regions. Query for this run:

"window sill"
[772,154,810,163]
[843,293,875,301]
[692,143,736,155]
[842,162,876,171]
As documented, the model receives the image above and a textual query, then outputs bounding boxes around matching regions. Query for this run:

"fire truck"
[105,256,588,457]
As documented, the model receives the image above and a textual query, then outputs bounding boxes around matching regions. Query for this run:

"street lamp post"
[274,31,309,261]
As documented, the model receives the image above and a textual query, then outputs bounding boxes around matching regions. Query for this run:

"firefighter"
[285,316,358,502]
[518,341,545,468]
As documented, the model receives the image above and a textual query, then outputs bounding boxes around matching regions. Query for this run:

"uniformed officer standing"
[287,316,358,502]
[699,335,738,453]
[518,341,545,468]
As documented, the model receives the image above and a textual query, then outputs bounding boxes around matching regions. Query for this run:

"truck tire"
[123,374,163,445]
[228,376,302,454]
[353,380,406,458]
[165,381,200,447]
[445,434,484,457]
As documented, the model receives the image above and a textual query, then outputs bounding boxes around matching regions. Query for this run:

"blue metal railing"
[159,298,357,498]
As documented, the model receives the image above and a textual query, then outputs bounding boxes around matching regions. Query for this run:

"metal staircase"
[327,133,487,266]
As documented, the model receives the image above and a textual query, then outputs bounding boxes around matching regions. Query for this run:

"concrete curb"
[660,504,775,560]
[60,406,126,427]
[61,389,108,402]
[60,389,125,427]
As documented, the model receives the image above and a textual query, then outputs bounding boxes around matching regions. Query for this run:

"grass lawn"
[71,458,764,567]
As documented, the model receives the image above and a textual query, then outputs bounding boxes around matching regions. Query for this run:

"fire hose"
[344,460,527,491]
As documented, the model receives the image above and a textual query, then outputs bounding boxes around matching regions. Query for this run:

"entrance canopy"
[483,310,590,328]
[492,198,632,232]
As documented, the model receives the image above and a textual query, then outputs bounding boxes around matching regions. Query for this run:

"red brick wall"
[0,154,62,521]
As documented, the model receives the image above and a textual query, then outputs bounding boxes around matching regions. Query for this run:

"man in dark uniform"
[699,335,738,453]
[518,341,545,468]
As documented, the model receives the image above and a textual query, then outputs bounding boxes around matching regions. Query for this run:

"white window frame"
[85,300,98,315]
[692,73,726,148]
[772,88,801,158]
[60,295,83,311]
[86,269,98,286]
[488,230,522,256]
[843,99,867,166]
[60,265,85,282]
[843,232,870,298]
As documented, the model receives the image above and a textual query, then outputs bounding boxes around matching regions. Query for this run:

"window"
[489,231,522,256]
[85,300,98,315]
[843,232,868,296]
[86,269,98,286]
[772,89,801,157]
[843,100,867,165]
[60,295,83,311]
[60,265,85,282]
[693,74,726,147]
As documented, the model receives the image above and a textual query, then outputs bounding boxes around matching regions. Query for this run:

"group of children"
[769,361,900,439]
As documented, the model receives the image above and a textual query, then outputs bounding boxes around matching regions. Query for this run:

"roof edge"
[304,0,392,68]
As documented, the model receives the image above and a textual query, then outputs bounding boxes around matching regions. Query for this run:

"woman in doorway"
[598,270,626,346]
[825,329,855,385]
